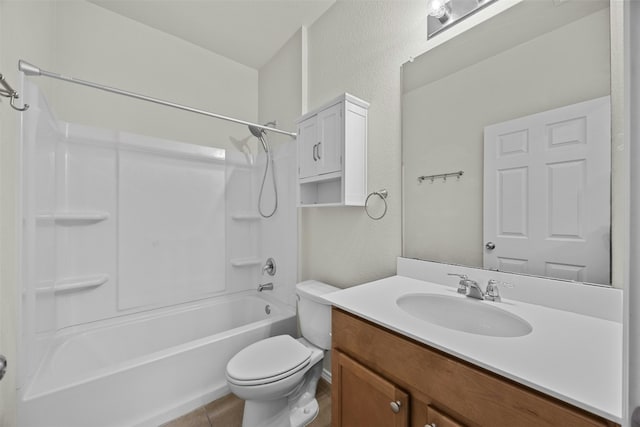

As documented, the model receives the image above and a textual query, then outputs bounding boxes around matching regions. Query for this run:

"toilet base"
[242,397,290,427]
[240,359,324,427]
[241,397,319,427]
[290,398,319,426]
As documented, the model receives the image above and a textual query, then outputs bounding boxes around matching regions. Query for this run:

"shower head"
[248,121,277,152]
[248,125,265,138]
[247,121,277,138]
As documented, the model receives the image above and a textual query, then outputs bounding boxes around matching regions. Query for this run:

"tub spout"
[258,283,274,292]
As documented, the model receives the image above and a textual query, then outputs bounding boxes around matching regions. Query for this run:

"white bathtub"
[18,292,297,427]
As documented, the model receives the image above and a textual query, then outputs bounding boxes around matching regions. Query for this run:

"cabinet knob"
[426,424,437,427]
[390,400,402,413]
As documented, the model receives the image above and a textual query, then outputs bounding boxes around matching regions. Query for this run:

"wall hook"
[418,170,464,184]
[0,73,28,112]
[10,94,29,112]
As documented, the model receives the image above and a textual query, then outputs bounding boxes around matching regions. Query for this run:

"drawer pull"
[390,400,402,413]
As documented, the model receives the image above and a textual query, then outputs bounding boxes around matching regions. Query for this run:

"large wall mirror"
[402,0,612,285]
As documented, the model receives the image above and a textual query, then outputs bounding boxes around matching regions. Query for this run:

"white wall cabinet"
[296,93,369,207]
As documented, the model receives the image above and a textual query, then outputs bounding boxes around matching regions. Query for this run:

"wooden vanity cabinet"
[331,307,619,427]
[332,350,409,426]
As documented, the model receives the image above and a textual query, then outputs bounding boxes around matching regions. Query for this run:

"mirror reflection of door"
[483,96,610,284]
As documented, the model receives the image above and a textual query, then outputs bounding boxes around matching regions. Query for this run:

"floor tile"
[161,407,211,427]
[204,393,244,427]
[166,379,331,427]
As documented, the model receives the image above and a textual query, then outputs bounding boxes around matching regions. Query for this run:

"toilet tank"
[296,280,340,350]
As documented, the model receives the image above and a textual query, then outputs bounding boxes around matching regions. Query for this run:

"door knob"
[485,241,496,250]
[390,400,402,413]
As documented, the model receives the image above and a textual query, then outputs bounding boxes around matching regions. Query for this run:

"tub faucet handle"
[262,258,276,276]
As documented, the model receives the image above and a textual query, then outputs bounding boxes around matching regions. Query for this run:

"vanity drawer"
[331,307,618,427]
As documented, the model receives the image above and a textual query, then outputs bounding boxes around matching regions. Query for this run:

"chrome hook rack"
[417,170,464,183]
[0,73,29,111]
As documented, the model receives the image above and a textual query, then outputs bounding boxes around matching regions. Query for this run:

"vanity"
[326,259,622,427]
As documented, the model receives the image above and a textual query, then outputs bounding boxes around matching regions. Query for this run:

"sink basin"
[396,293,532,337]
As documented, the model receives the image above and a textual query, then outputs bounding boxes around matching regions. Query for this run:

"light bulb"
[427,0,449,18]
[427,0,451,23]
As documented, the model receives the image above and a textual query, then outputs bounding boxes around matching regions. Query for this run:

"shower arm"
[17,60,297,138]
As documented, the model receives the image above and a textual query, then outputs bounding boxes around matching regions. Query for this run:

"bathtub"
[18,291,297,427]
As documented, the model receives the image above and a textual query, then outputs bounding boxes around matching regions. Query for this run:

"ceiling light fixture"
[427,0,498,39]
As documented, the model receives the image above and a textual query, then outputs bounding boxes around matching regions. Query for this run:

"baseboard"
[321,368,332,384]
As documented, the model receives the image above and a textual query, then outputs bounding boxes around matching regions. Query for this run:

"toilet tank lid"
[296,280,340,304]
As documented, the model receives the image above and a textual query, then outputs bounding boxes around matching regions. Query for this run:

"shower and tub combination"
[17,61,299,426]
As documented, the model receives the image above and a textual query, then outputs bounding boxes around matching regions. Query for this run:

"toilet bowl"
[225,280,339,427]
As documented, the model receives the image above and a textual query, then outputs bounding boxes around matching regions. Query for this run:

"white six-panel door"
[484,96,610,284]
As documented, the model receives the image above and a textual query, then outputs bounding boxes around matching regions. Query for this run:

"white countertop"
[325,275,622,423]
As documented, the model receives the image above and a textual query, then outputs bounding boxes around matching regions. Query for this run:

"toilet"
[225,280,339,427]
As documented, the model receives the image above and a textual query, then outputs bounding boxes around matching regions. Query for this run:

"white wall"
[302,1,428,287]
[402,9,610,269]
[50,1,258,150]
[259,27,304,151]
[0,1,258,424]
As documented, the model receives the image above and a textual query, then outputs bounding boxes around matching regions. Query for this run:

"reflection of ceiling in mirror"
[403,0,609,93]
[401,1,611,285]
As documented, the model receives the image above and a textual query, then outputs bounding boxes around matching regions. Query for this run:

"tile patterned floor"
[161,379,331,427]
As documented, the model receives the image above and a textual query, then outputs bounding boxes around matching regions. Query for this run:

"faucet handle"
[484,279,500,301]
[262,258,276,276]
[448,273,470,294]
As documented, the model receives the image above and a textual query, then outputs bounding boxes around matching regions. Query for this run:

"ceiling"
[89,0,336,70]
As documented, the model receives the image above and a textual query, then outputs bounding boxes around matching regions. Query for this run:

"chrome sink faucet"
[448,273,504,301]
[448,273,482,299]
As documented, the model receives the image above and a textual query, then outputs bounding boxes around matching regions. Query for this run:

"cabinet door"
[426,405,465,427]
[298,115,318,179]
[317,103,343,175]
[332,350,409,427]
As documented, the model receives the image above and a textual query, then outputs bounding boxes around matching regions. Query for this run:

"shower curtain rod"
[18,60,297,138]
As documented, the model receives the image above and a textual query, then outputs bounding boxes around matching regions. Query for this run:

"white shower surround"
[19,82,299,425]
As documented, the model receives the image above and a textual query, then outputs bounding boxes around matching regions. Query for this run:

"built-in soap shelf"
[36,274,109,295]
[231,213,262,221]
[36,211,110,224]
[230,258,262,268]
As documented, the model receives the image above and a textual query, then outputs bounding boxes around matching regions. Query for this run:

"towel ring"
[365,189,388,220]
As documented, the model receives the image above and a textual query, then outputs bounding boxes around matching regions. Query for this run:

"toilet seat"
[226,335,312,386]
